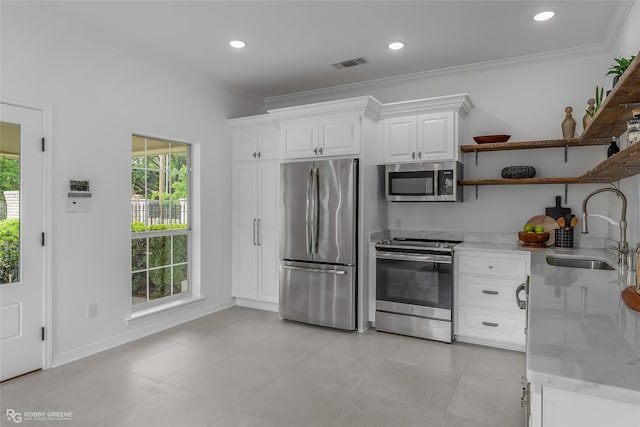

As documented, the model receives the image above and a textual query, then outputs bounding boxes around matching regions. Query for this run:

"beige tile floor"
[1,307,525,427]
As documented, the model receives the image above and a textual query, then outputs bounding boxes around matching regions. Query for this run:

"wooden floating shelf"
[460,54,640,187]
[461,177,583,186]
[459,138,605,153]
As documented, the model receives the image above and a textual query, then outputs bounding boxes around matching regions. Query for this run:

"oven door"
[375,251,452,320]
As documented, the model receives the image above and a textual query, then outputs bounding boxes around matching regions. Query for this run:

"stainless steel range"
[374,237,460,342]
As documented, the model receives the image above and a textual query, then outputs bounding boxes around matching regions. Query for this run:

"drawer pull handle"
[482,321,499,328]
[482,290,499,295]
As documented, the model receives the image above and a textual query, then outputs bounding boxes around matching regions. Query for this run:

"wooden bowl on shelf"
[473,134,511,144]
[518,231,550,247]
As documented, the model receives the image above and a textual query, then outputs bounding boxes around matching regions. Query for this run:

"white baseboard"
[51,298,234,367]
[235,298,278,312]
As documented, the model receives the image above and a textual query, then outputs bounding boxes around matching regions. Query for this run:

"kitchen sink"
[546,255,615,270]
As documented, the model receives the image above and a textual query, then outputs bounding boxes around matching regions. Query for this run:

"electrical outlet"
[87,303,98,318]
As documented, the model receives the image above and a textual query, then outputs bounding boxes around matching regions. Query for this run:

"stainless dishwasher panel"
[279,260,356,330]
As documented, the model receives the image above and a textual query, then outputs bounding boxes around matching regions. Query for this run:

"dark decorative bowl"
[501,165,536,179]
[473,135,511,144]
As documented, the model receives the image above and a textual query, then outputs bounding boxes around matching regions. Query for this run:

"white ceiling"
[7,1,633,99]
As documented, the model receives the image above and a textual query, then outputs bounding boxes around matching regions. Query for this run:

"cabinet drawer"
[457,274,526,311]
[457,254,527,278]
[456,306,525,347]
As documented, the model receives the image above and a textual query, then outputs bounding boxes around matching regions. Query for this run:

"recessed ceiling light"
[388,42,405,50]
[533,11,555,22]
[229,40,246,49]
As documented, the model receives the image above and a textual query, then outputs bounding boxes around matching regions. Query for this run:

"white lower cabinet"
[531,385,640,427]
[455,249,530,351]
[232,161,279,306]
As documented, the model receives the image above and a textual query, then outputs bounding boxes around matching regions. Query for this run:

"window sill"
[126,295,206,325]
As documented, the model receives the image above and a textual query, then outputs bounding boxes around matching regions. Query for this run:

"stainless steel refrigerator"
[279,158,358,330]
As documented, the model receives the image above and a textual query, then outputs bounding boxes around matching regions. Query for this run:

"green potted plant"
[583,86,604,130]
[606,55,636,87]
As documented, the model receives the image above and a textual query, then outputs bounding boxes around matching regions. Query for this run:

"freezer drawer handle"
[376,251,451,264]
[482,321,499,328]
[281,265,347,275]
[482,290,499,295]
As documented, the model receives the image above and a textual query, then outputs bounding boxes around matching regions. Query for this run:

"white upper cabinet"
[380,94,472,164]
[230,114,280,162]
[269,97,382,160]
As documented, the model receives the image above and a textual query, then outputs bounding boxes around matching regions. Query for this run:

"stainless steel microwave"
[385,161,463,202]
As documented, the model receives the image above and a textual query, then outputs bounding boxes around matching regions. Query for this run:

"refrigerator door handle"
[312,167,319,254]
[305,169,313,254]
[257,218,261,246]
[252,218,257,245]
[281,265,347,275]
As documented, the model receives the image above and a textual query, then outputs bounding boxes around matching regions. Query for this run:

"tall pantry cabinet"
[229,115,280,311]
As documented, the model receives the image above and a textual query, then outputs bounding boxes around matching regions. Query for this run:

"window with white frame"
[130,135,190,307]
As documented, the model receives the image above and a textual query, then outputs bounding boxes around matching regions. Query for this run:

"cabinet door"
[318,116,360,156]
[281,120,318,159]
[257,162,280,303]
[383,116,417,163]
[232,163,258,299]
[232,132,258,162]
[417,112,455,161]
[257,129,280,160]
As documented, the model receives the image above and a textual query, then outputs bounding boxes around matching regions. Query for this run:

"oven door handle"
[376,251,451,264]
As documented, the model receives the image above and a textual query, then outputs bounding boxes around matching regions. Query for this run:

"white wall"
[1,3,263,364]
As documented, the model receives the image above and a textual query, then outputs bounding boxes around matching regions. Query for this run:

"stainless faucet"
[581,187,628,268]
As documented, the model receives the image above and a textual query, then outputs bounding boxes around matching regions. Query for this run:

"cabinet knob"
[252,152,257,158]
[418,151,422,159]
[487,265,494,269]
[257,151,261,159]
[318,147,323,155]
[313,147,318,155]
[411,151,416,159]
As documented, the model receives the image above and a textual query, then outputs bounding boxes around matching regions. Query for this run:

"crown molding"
[267,95,383,122]
[264,43,607,109]
[601,0,636,51]
[227,113,277,130]
[380,93,473,119]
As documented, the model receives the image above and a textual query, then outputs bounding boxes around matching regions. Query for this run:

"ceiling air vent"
[331,57,368,69]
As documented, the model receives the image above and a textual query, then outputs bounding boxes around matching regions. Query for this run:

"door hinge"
[41,137,45,152]
[41,327,45,341]
[41,232,45,246]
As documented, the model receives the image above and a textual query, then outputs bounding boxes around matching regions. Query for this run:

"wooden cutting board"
[524,215,560,246]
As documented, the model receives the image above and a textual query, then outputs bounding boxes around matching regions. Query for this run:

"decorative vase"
[562,106,576,138]
[607,137,620,157]
[583,98,596,131]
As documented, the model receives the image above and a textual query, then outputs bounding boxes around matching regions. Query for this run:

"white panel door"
[257,129,280,161]
[0,104,44,381]
[281,120,317,159]
[318,116,360,157]
[417,112,454,161]
[382,116,417,163]
[232,163,258,299]
[257,162,279,303]
[232,132,258,162]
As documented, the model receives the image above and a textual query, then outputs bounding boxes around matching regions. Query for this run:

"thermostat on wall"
[68,179,91,198]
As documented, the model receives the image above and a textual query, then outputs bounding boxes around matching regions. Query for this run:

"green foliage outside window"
[0,219,20,283]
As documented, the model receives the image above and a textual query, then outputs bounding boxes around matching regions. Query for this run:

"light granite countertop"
[457,242,640,405]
